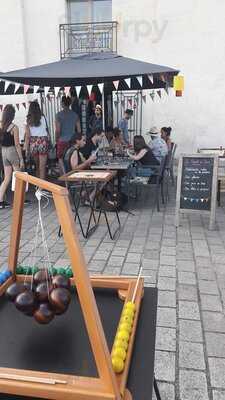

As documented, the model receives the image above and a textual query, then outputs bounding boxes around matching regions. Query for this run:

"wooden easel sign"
[175,154,218,230]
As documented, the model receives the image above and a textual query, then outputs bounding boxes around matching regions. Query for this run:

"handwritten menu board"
[180,157,214,211]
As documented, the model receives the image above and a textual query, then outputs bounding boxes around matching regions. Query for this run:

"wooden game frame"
[0,172,144,400]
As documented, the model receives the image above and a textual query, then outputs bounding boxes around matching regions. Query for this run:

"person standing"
[0,105,24,208]
[147,126,168,162]
[161,127,172,151]
[24,101,49,180]
[118,109,133,145]
[55,96,81,173]
[88,104,103,137]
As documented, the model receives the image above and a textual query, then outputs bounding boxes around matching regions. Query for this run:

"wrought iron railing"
[59,21,117,58]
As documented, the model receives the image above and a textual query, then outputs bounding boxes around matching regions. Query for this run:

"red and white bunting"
[14,83,21,94]
[98,83,104,94]
[125,78,131,88]
[44,87,50,97]
[64,86,70,96]
[4,80,11,93]
[137,76,143,87]
[76,86,82,97]
[22,102,26,109]
[148,75,154,84]
[24,84,30,94]
[113,80,119,90]
[16,104,20,110]
[33,85,39,94]
[86,85,92,96]
[54,87,61,97]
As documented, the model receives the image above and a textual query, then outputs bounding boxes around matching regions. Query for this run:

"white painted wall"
[113,0,225,154]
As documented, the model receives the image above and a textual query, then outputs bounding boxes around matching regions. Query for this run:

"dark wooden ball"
[15,290,35,314]
[33,269,50,285]
[34,303,55,325]
[49,288,71,315]
[35,282,53,302]
[6,283,26,302]
[52,275,70,290]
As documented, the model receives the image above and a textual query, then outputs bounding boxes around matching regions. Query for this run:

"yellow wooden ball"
[117,330,129,342]
[114,338,128,351]
[118,322,132,334]
[121,315,133,325]
[112,347,126,361]
[112,357,124,373]
[122,308,134,318]
[125,301,136,312]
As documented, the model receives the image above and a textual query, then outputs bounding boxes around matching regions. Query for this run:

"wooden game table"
[0,286,158,400]
[59,170,120,239]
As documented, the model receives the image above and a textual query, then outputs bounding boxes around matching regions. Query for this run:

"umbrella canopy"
[0,52,178,94]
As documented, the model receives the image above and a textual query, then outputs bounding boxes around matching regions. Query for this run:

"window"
[68,0,112,23]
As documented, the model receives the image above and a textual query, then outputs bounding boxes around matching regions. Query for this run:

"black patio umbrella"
[0,52,179,95]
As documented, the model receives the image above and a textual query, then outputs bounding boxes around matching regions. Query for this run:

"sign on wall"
[175,154,218,230]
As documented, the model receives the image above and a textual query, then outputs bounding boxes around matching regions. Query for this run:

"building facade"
[0,0,224,152]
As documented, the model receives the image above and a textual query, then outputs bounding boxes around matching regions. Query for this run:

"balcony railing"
[59,21,118,58]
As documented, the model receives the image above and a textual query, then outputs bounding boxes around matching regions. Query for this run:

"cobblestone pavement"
[1,188,225,400]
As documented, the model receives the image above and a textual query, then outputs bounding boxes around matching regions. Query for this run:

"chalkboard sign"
[175,154,218,230]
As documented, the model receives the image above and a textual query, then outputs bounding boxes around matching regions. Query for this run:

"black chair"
[129,155,168,212]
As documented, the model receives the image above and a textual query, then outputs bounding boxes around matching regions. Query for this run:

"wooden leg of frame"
[154,377,162,400]
[124,389,133,400]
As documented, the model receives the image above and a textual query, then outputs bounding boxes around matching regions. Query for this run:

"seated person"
[161,127,172,151]
[109,127,125,155]
[81,128,105,159]
[128,135,159,166]
[63,133,96,173]
[147,126,168,162]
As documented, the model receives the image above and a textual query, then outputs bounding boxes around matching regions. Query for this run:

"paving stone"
[93,251,110,261]
[202,312,225,333]
[213,390,225,400]
[103,267,122,275]
[195,257,212,268]
[205,332,225,357]
[159,265,176,278]
[161,246,176,256]
[143,250,160,259]
[209,358,225,388]
[197,268,216,281]
[212,254,225,264]
[177,260,195,272]
[160,255,176,266]
[179,319,203,342]
[156,327,176,351]
[179,301,200,320]
[179,370,208,400]
[142,258,159,270]
[155,351,175,382]
[200,295,222,312]
[199,280,219,295]
[111,248,127,257]
[193,240,210,257]
[158,277,176,291]
[157,382,175,400]
[87,260,105,272]
[178,271,196,285]
[178,285,198,301]
[157,307,176,328]
[125,253,142,263]
[107,256,124,267]
[161,239,176,247]
[158,291,176,308]
[179,341,205,369]
[122,263,140,275]
[176,251,194,261]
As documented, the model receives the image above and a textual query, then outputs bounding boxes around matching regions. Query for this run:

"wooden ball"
[34,303,55,325]
[35,282,53,302]
[33,269,50,285]
[52,275,70,290]
[112,357,124,373]
[6,283,25,302]
[15,290,35,314]
[112,347,126,361]
[49,288,71,315]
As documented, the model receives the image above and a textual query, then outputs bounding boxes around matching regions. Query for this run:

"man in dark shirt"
[88,104,103,138]
[81,128,105,160]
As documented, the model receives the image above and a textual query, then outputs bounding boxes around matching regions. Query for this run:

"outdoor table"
[58,170,120,239]
[91,157,133,192]
[0,287,159,400]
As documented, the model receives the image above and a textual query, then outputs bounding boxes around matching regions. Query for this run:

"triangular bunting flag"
[150,91,155,101]
[33,85,39,94]
[148,75,154,84]
[157,90,161,99]
[22,102,26,109]
[86,85,92,97]
[76,86,82,97]
[125,78,131,88]
[4,80,11,93]
[137,76,143,87]
[160,74,166,82]
[54,87,61,97]
[113,80,119,90]
[24,85,30,94]
[14,83,20,94]
[0,105,3,112]
[16,104,20,111]
[44,87,50,97]
[98,83,104,94]
[64,86,70,97]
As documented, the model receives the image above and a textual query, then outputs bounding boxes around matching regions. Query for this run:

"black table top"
[0,287,158,400]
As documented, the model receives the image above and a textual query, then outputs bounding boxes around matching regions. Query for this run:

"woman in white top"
[24,101,49,180]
